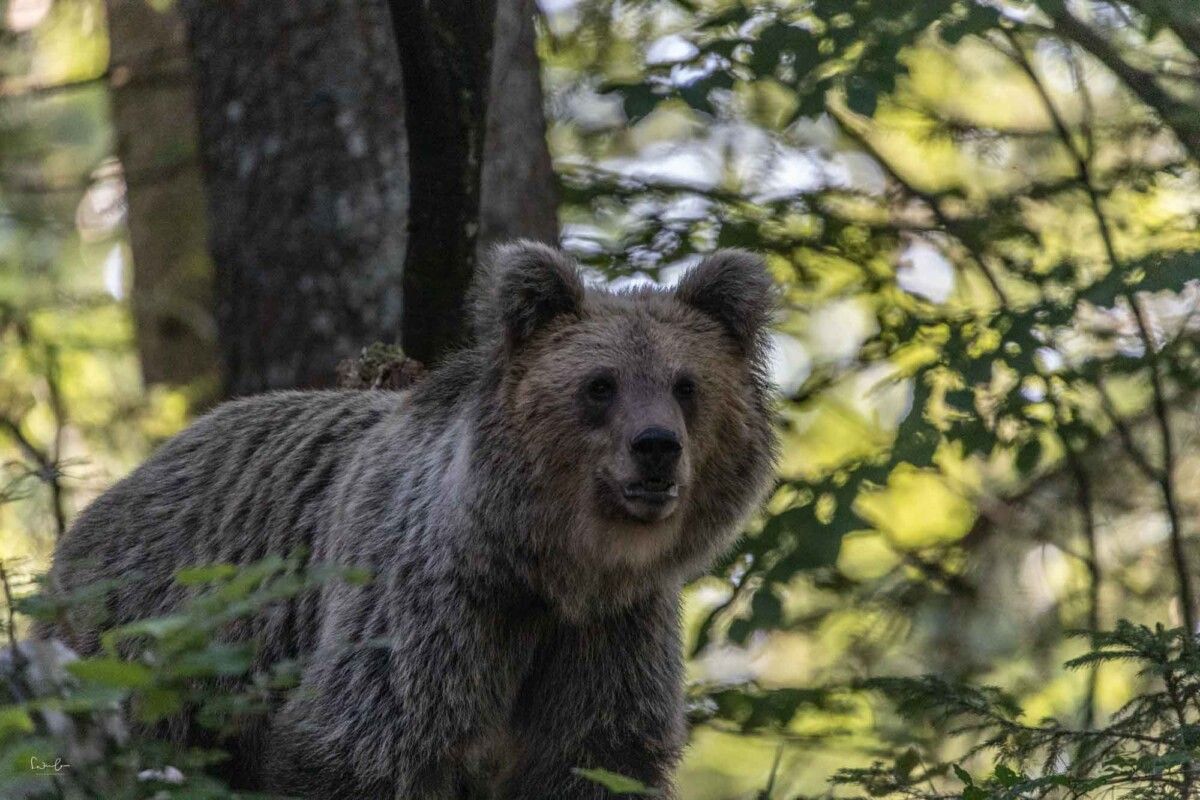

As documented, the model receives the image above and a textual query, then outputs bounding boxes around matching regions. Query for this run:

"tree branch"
[827,105,1011,308]
[1044,9,1200,161]
[1000,29,1197,641]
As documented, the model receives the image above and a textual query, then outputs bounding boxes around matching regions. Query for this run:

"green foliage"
[3,0,1200,797]
[575,767,664,796]
[606,1,984,126]
[0,556,364,798]
[551,0,1200,795]
[826,623,1200,799]
[601,622,1200,798]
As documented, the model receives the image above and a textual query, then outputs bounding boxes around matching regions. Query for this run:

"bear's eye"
[586,375,617,403]
[674,377,698,402]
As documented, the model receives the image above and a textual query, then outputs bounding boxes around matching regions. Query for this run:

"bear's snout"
[630,426,682,478]
[615,426,686,522]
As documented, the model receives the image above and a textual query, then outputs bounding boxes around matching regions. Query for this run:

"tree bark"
[180,0,410,396]
[389,0,558,364]
[105,0,218,389]
[387,0,495,365]
[477,0,559,254]
[179,0,558,394]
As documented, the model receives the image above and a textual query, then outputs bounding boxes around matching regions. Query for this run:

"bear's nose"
[631,427,682,474]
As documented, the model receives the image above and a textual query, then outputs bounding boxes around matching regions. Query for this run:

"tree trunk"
[477,0,559,252]
[389,0,558,364]
[180,0,410,396]
[105,0,218,390]
[386,0,495,365]
[179,0,558,394]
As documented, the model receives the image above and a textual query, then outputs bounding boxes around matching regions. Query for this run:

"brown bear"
[41,242,778,798]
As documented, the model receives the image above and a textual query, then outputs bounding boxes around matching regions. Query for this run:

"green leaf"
[893,747,920,779]
[67,657,154,689]
[995,764,1021,787]
[573,768,661,796]
[167,643,255,679]
[940,3,1002,44]
[103,612,193,649]
[339,566,374,586]
[137,686,183,723]
[0,706,34,738]
[176,563,239,585]
[53,685,129,713]
[707,686,830,732]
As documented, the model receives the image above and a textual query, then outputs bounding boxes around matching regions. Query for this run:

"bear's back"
[44,390,400,656]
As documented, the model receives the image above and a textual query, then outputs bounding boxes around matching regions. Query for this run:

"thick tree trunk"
[177,0,558,394]
[478,0,559,251]
[180,0,410,396]
[105,0,217,390]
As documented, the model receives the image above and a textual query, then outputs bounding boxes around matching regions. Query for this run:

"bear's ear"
[675,249,775,355]
[473,240,585,349]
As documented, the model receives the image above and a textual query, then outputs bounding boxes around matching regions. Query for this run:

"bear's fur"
[41,242,778,798]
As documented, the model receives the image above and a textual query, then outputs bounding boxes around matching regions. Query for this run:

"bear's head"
[473,241,778,600]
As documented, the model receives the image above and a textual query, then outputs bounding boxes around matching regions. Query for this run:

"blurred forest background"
[4,0,1200,797]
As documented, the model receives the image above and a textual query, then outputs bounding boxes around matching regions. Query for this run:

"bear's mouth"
[619,479,681,523]
[622,479,679,504]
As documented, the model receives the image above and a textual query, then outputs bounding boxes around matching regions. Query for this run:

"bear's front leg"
[263,579,531,799]
[501,591,686,800]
